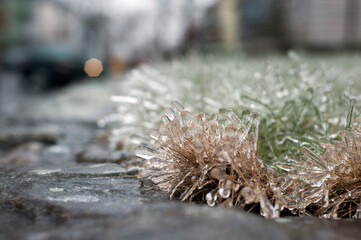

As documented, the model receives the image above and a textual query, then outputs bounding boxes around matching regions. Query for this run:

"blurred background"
[2,2,361,236]
[3,0,361,73]
[1,0,361,119]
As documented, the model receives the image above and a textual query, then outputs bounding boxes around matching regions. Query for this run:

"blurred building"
[32,1,82,48]
[1,0,218,73]
[241,0,361,50]
[241,0,285,50]
[2,0,361,64]
[285,0,361,48]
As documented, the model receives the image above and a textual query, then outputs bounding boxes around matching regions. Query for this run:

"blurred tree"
[0,0,33,46]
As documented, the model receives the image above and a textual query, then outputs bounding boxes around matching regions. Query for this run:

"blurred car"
[1,44,86,89]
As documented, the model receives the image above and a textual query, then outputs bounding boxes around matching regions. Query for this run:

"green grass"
[105,52,361,169]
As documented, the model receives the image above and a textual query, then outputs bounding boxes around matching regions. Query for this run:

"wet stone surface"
[0,164,141,217]
[0,125,59,149]
[1,75,361,240]
[77,144,134,164]
[1,128,361,240]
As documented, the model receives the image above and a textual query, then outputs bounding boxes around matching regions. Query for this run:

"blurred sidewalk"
[0,71,24,117]
[0,72,122,124]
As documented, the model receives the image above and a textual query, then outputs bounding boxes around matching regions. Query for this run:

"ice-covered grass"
[103,52,361,218]
[102,52,361,168]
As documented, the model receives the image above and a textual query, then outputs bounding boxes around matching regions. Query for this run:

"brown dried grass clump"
[284,117,361,219]
[136,101,361,219]
[136,101,286,218]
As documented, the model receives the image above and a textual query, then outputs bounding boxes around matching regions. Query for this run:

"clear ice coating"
[218,187,231,199]
[134,145,159,160]
[284,119,361,218]
[136,101,285,218]
[206,192,217,207]
[103,54,361,219]
[100,54,360,163]
[136,100,361,219]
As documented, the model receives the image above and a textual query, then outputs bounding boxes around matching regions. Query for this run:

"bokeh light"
[84,58,103,77]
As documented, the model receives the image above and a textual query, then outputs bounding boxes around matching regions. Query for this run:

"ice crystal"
[136,101,285,219]
[101,53,361,167]
[284,116,361,218]
[104,53,361,218]
[135,100,361,219]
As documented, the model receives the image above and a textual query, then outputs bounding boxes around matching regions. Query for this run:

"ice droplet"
[135,145,158,160]
[210,168,224,180]
[219,187,231,199]
[259,194,277,219]
[181,111,198,124]
[206,192,217,207]
[171,100,184,112]
[241,187,256,204]
[232,183,240,192]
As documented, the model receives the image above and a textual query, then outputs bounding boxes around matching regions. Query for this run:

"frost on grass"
[136,101,286,219]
